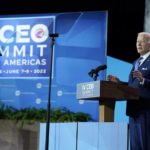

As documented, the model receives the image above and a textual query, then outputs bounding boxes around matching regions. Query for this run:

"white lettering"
[0,46,9,57]
[16,25,30,43]
[14,45,26,57]
[37,44,47,57]
[0,25,14,43]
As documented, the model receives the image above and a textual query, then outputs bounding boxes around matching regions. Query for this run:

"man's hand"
[107,75,120,83]
[132,70,144,82]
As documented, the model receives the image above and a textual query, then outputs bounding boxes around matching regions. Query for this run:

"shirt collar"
[141,51,150,60]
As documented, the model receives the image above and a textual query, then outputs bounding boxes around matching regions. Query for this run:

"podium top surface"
[76,80,139,101]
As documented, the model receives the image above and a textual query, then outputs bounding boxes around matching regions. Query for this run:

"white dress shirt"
[139,51,150,66]
[139,51,150,85]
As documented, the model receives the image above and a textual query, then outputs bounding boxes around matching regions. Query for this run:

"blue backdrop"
[0,11,107,121]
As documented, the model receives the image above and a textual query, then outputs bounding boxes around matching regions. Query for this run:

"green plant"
[0,104,94,127]
[50,107,94,122]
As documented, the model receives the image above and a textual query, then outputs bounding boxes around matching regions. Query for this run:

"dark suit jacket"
[126,55,150,116]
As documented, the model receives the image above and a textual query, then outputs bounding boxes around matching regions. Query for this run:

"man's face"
[136,34,150,56]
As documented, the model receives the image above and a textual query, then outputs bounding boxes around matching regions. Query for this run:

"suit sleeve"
[143,78,150,88]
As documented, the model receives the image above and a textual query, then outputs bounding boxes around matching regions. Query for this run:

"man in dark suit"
[108,32,150,150]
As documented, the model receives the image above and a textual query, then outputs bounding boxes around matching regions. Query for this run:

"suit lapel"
[131,55,150,82]
[139,55,150,69]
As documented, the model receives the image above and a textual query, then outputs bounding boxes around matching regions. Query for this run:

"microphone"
[88,65,107,80]
[49,33,59,37]
[49,33,59,47]
[95,65,107,72]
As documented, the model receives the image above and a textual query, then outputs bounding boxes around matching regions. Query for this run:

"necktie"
[134,57,143,70]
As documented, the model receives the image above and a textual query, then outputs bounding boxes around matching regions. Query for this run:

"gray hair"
[138,32,150,42]
[138,32,150,37]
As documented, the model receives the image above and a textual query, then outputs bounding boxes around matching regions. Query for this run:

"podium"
[76,80,139,122]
